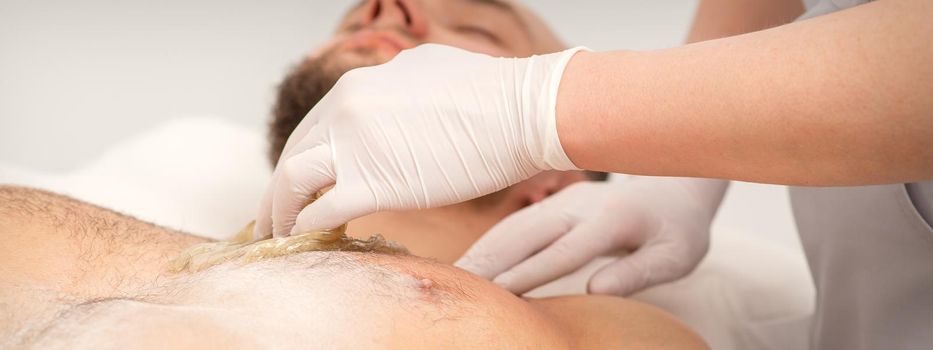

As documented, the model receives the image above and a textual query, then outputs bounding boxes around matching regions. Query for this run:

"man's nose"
[361,0,428,38]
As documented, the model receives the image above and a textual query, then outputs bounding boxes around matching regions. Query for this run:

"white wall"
[0,0,801,249]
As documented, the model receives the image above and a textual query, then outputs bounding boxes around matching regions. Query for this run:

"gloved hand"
[455,177,728,296]
[254,44,587,238]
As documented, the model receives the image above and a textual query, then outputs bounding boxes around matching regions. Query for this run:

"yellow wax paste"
[169,195,408,273]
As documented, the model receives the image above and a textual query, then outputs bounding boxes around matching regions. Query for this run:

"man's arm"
[559,0,933,186]
[0,186,208,299]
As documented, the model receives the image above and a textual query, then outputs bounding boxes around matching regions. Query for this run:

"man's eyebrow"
[347,0,519,15]
[467,0,513,12]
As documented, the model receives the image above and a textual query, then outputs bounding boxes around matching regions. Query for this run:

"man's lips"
[341,30,415,55]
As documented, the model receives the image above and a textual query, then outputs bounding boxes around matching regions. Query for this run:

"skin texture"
[558,0,933,186]
[0,186,707,349]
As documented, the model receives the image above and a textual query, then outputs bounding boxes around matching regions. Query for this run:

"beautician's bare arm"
[559,0,933,186]
[625,0,805,211]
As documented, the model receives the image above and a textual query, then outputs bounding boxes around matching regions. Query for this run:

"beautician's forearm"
[558,0,933,186]
[631,0,802,214]
[620,0,799,214]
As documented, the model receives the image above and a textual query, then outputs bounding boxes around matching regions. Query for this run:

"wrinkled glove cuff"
[531,46,589,171]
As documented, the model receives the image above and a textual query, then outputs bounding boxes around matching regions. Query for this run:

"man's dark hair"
[268,58,341,166]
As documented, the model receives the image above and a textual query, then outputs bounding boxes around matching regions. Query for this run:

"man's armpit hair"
[0,186,208,293]
[1,185,164,235]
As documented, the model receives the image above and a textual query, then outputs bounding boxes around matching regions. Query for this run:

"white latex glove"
[455,177,728,296]
[254,44,586,238]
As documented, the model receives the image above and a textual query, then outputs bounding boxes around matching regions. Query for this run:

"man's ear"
[512,171,591,205]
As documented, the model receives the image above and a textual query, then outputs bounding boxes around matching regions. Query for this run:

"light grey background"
[0,0,800,249]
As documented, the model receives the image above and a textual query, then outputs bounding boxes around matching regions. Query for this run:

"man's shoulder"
[0,185,135,251]
[0,186,69,264]
[0,185,66,222]
[0,185,206,298]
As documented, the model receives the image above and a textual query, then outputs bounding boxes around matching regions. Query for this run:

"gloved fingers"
[271,145,336,237]
[587,244,687,296]
[291,187,370,235]
[454,202,575,280]
[279,124,328,165]
[256,126,329,239]
[491,219,619,295]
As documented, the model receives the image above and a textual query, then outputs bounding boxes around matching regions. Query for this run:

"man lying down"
[2,1,708,348]
[0,186,706,349]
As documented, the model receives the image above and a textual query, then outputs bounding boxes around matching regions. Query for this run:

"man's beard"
[268,46,385,166]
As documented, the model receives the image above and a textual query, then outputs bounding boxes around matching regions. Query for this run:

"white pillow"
[0,117,270,237]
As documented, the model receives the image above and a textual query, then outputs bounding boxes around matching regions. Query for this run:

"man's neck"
[346,199,521,263]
